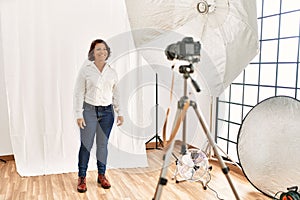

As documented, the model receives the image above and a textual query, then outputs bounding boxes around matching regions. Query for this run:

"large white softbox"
[125,0,259,97]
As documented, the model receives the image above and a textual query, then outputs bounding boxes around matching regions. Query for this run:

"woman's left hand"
[116,116,124,126]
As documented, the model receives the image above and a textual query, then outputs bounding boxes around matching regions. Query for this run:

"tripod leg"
[216,145,242,170]
[153,139,176,200]
[204,138,242,170]
[153,101,190,199]
[146,135,164,150]
[167,99,190,146]
[190,101,241,200]
[157,136,164,147]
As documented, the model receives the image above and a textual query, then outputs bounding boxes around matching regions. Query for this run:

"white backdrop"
[0,13,12,156]
[0,0,150,176]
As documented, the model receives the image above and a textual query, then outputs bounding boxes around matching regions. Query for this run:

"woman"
[73,39,124,193]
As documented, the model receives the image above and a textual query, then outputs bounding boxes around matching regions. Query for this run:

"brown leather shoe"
[77,177,87,193]
[97,174,111,189]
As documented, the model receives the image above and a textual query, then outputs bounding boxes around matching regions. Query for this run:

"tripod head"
[179,64,194,75]
[178,63,201,93]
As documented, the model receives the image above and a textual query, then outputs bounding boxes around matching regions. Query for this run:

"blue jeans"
[78,102,114,177]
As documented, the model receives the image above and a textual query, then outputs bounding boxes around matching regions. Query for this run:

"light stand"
[145,73,164,150]
[153,64,240,200]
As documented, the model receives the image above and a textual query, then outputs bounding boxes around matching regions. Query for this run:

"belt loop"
[95,106,101,122]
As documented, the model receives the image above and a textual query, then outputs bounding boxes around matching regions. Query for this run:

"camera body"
[165,37,201,63]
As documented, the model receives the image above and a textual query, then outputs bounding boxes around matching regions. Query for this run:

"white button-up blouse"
[73,60,122,119]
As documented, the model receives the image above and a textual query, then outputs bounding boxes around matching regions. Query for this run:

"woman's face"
[93,43,108,62]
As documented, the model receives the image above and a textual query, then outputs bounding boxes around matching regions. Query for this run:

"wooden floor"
[0,142,271,200]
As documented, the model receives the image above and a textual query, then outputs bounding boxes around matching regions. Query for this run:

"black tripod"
[146,73,164,150]
[153,64,240,200]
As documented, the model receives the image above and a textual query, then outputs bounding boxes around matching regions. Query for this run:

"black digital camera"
[165,37,201,63]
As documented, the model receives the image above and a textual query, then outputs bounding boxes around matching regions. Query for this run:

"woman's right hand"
[77,118,86,129]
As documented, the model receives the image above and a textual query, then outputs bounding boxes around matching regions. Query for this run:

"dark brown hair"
[88,39,111,61]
